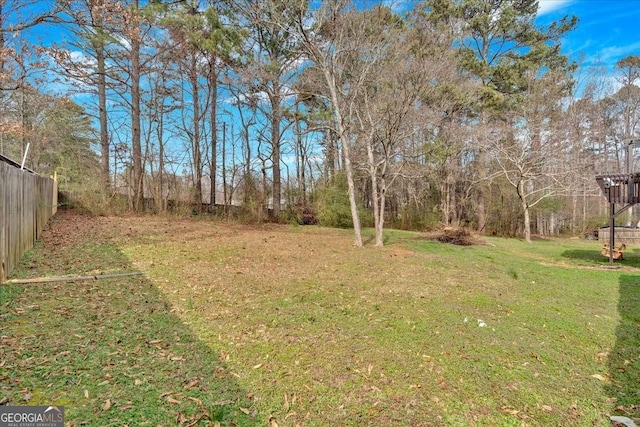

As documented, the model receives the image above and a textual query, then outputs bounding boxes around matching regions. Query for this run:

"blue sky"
[7,0,638,180]
[21,0,640,90]
[537,0,640,73]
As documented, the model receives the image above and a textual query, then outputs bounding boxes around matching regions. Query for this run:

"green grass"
[1,213,639,426]
[1,226,253,426]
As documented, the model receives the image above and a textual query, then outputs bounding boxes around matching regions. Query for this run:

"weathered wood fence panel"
[599,226,640,245]
[1,161,57,282]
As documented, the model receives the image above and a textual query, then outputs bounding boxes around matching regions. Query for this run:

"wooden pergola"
[595,140,639,265]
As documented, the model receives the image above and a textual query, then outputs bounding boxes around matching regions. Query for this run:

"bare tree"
[358,6,473,245]
[489,71,573,242]
[292,0,374,246]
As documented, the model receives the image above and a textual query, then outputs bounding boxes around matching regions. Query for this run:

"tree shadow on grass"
[606,275,640,422]
[0,211,254,426]
[561,248,640,269]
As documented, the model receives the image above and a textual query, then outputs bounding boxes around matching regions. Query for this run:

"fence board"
[0,161,57,282]
[0,165,5,281]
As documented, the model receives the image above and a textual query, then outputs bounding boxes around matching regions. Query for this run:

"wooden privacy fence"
[0,158,58,282]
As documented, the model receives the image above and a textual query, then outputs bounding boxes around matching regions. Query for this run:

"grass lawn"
[1,209,639,426]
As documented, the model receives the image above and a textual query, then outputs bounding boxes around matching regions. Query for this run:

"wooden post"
[4,271,143,285]
[610,200,615,266]
[628,140,634,203]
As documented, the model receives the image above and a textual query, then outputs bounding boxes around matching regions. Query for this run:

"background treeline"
[1,0,638,245]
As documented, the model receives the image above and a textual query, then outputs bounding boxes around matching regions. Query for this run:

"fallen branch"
[3,271,144,285]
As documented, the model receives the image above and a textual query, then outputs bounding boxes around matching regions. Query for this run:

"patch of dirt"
[388,248,414,258]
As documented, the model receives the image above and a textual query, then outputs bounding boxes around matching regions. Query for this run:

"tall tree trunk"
[571,194,578,234]
[157,98,165,212]
[582,188,588,235]
[300,139,307,206]
[191,52,202,214]
[367,136,383,246]
[537,213,544,237]
[130,7,143,213]
[322,68,362,246]
[20,76,27,159]
[96,39,110,202]
[324,130,337,181]
[440,178,450,226]
[222,121,227,208]
[209,59,217,208]
[476,147,487,232]
[519,180,532,243]
[342,135,363,246]
[294,104,307,206]
[243,117,252,205]
[379,177,386,244]
[270,92,281,218]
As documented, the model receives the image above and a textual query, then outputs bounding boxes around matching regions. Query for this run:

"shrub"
[282,205,319,226]
[313,174,353,228]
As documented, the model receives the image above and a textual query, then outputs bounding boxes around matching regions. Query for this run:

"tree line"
[1,0,639,245]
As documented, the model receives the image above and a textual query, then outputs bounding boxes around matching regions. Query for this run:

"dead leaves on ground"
[171,392,257,427]
[166,396,182,405]
[497,402,590,424]
[591,373,611,383]
[160,390,251,427]
[184,377,200,389]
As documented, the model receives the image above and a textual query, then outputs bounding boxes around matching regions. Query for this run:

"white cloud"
[69,50,97,68]
[598,41,640,65]
[537,0,574,16]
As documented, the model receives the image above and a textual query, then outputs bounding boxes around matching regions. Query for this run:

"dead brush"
[425,227,482,246]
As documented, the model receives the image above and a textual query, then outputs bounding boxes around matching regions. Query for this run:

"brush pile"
[426,227,481,246]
